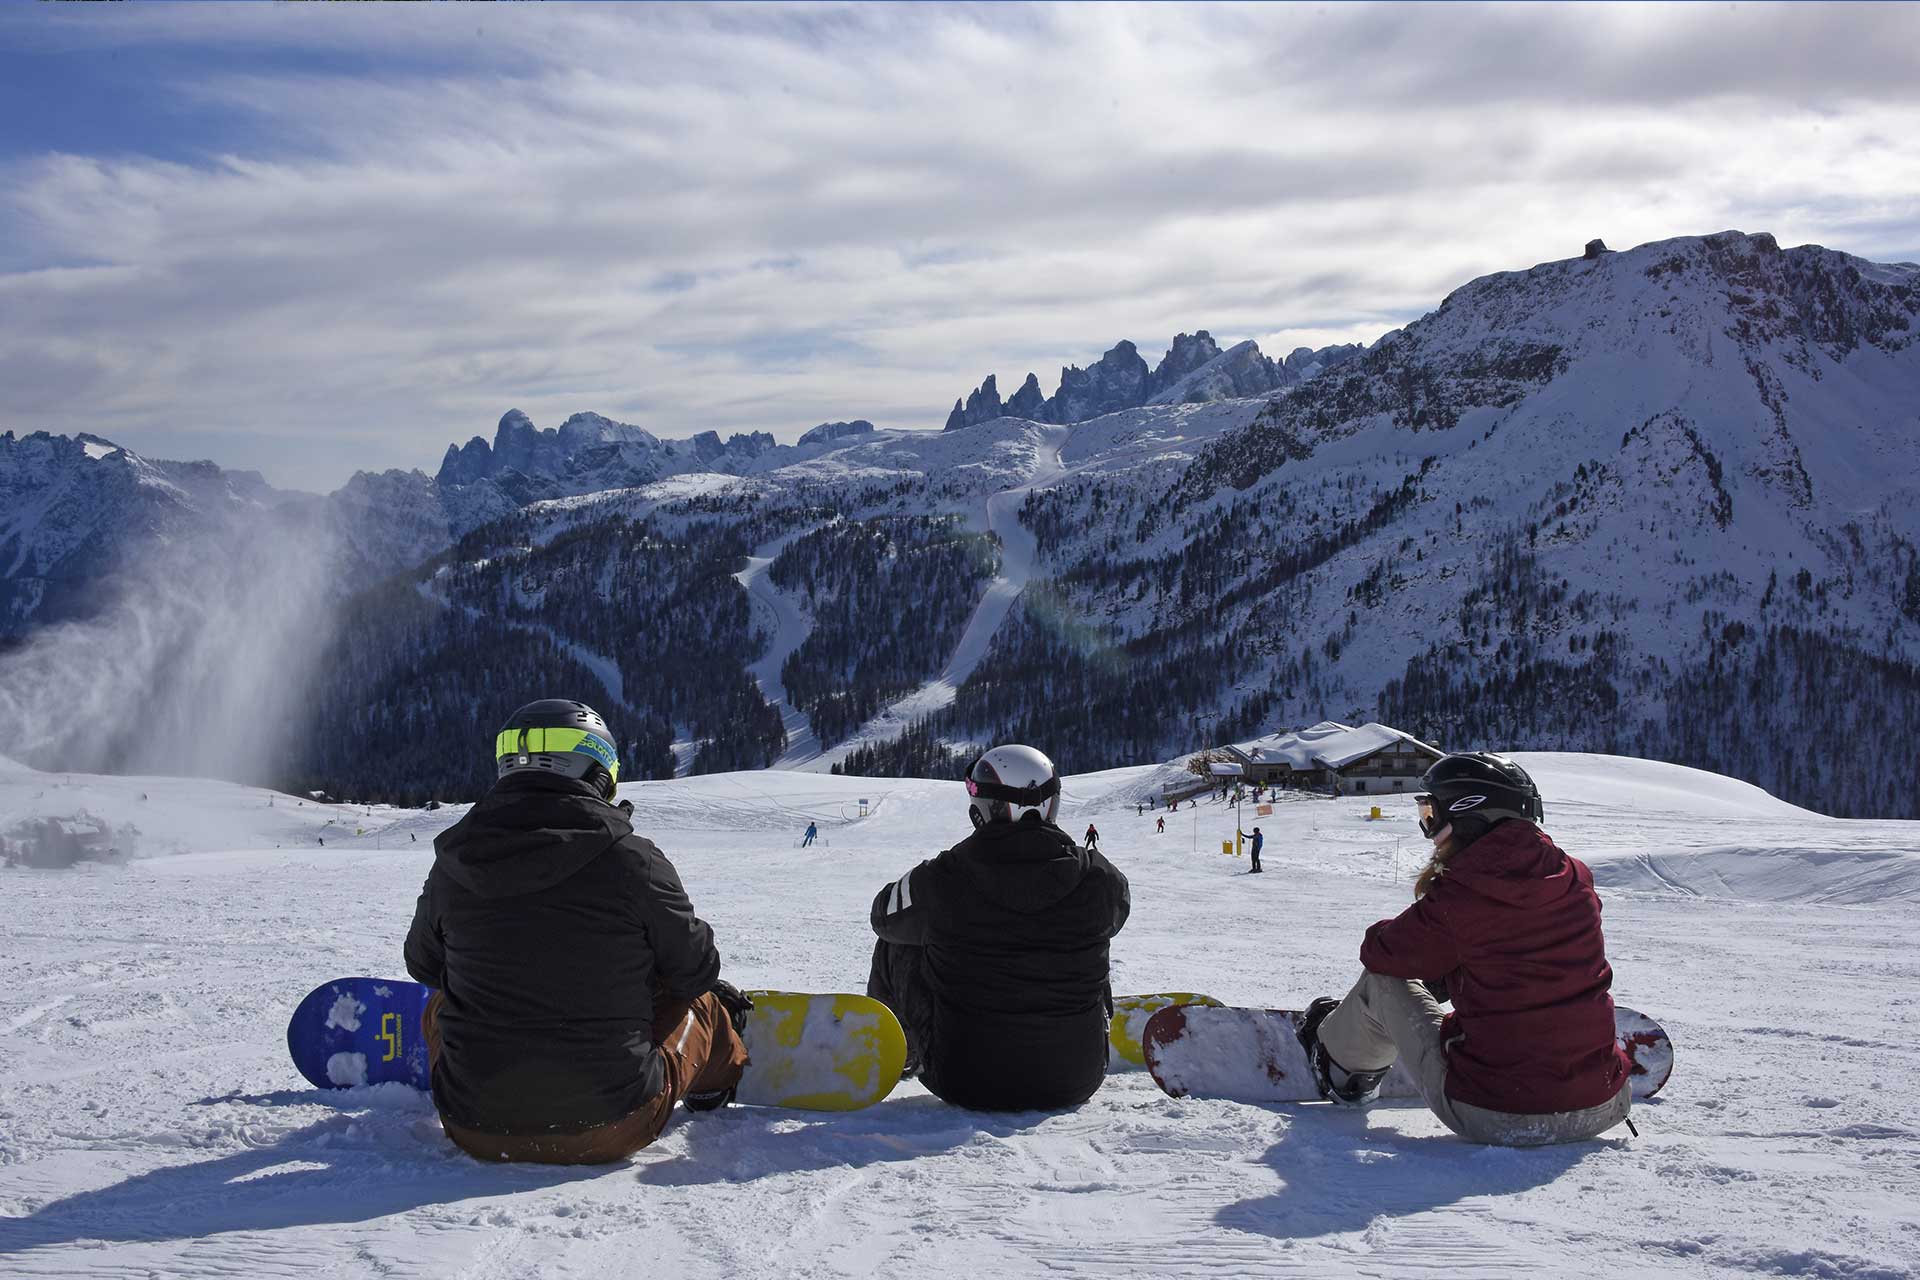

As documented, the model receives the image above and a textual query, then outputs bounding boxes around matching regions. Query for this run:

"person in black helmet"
[867,743,1131,1110]
[1295,751,1631,1146]
[404,699,751,1163]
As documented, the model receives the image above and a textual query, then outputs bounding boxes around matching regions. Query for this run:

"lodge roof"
[1224,721,1443,772]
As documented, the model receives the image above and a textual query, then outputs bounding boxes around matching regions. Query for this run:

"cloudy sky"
[3,2,1916,491]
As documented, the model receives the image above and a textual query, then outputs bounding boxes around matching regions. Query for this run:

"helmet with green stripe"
[495,699,620,801]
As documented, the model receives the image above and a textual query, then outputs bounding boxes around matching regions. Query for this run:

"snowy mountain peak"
[798,419,878,447]
[1147,338,1287,406]
[1050,340,1153,424]
[1421,231,1919,362]
[1006,372,1046,420]
[944,374,1006,431]
[75,432,125,461]
[1152,331,1224,387]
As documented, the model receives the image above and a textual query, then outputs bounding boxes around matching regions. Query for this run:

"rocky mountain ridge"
[941,332,1364,430]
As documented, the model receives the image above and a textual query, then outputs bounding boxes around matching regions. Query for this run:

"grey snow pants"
[1316,970,1632,1147]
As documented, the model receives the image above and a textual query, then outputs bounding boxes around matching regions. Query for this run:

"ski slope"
[2,753,1918,1278]
[805,423,1071,773]
[734,550,822,770]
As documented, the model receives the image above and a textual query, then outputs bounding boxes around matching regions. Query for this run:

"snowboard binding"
[1297,997,1387,1107]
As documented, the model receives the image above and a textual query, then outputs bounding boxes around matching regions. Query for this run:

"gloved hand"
[710,979,755,1034]
[617,799,635,817]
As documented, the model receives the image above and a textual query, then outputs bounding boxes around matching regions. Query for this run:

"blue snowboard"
[288,976,911,1111]
[287,977,434,1090]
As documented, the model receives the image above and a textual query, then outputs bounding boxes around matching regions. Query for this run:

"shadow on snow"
[635,1093,1054,1186]
[0,1090,1058,1255]
[1218,1106,1623,1239]
[0,1109,598,1257]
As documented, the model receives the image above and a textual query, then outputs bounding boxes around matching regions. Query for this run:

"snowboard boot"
[682,1085,735,1113]
[1297,996,1387,1107]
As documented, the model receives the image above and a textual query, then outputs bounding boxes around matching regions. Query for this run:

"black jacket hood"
[953,817,1090,913]
[433,772,630,900]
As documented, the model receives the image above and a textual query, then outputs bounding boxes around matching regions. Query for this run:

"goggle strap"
[967,775,1060,806]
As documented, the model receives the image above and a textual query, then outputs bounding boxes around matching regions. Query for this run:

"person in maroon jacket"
[1296,752,1632,1146]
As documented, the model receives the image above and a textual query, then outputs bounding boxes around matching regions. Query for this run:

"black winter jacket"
[404,772,722,1134]
[871,817,1130,1109]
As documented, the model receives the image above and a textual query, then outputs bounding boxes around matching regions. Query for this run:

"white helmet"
[966,744,1061,829]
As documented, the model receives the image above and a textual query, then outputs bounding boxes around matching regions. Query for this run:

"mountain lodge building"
[1223,721,1445,796]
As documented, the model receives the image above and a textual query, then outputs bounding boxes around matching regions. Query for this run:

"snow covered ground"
[2,753,1918,1278]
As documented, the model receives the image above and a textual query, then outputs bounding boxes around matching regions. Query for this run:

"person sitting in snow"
[867,744,1130,1110]
[405,699,750,1163]
[1295,752,1632,1146]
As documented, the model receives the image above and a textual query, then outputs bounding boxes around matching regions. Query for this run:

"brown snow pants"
[1316,970,1632,1147]
[422,990,748,1164]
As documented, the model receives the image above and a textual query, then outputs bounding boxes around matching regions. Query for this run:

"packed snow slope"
[3,752,1918,1278]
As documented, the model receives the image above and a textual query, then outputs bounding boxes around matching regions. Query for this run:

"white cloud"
[2,2,1916,488]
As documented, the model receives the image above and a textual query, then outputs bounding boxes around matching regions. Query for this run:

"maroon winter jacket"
[1359,820,1629,1115]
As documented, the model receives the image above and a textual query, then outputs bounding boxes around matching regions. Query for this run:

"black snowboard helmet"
[1416,751,1543,839]
[495,699,621,801]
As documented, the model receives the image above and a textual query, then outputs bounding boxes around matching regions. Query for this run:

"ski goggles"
[1415,793,1443,839]
[965,774,1061,806]
[495,726,620,786]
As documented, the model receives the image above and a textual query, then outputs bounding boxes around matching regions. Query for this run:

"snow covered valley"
[2,753,1917,1278]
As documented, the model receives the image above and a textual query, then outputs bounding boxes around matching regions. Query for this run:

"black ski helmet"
[495,699,621,801]
[1416,751,1543,838]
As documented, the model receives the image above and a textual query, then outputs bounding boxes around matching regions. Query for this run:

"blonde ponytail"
[1413,827,1456,899]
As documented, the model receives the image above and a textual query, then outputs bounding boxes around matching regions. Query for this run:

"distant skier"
[1295,753,1632,1146]
[802,821,818,848]
[1136,802,1143,817]
[1083,822,1100,852]
[867,744,1130,1110]
[1239,825,1264,873]
[1156,816,1165,834]
[405,699,750,1163]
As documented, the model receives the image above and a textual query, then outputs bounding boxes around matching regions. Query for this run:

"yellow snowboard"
[1109,992,1224,1068]
[738,991,908,1111]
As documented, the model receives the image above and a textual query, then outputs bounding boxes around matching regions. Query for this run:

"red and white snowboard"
[1143,1002,1672,1104]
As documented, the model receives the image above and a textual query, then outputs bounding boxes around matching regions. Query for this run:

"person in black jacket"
[868,744,1130,1111]
[405,699,750,1164]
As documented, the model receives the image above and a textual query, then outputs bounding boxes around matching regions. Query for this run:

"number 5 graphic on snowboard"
[379,1012,402,1063]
